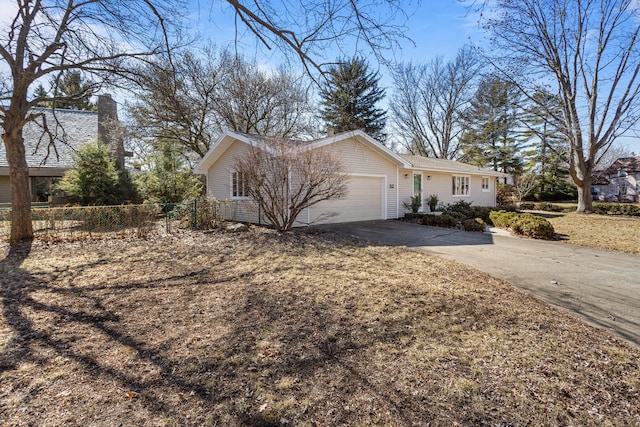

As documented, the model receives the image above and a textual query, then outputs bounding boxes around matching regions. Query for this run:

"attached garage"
[195,130,503,227]
[309,175,385,225]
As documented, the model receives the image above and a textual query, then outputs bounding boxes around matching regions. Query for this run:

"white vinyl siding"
[206,142,259,224]
[400,171,496,208]
[319,138,398,219]
[0,176,10,203]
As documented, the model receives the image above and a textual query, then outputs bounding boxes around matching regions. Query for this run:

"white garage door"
[310,175,385,225]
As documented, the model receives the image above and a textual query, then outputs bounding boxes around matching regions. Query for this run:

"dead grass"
[0,229,639,426]
[543,211,640,254]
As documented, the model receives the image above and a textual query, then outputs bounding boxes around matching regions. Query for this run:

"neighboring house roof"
[400,154,507,177]
[0,108,98,171]
[605,157,640,174]
[195,130,503,176]
[591,170,611,185]
[0,95,127,176]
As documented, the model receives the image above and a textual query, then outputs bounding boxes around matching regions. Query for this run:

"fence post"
[165,204,170,233]
[192,199,197,229]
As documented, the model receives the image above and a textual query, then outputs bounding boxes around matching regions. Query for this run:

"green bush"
[421,213,458,228]
[441,201,493,224]
[490,211,555,239]
[421,214,438,226]
[489,210,519,228]
[537,202,562,212]
[496,203,517,212]
[445,211,467,221]
[519,202,535,210]
[534,189,577,202]
[512,214,555,239]
[463,218,486,232]
[437,214,458,227]
[593,203,640,216]
[403,194,422,213]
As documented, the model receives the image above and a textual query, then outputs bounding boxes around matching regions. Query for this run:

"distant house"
[0,95,128,204]
[194,130,505,226]
[591,157,640,202]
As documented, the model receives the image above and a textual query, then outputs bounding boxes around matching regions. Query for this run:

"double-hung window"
[452,175,470,196]
[231,171,247,198]
[482,176,490,192]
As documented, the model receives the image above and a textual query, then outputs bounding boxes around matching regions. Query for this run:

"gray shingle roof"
[0,108,98,170]
[400,154,506,176]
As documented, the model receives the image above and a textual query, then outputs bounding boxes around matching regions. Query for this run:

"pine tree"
[33,84,51,107]
[57,142,121,205]
[320,57,387,142]
[521,91,570,192]
[134,139,203,204]
[51,70,96,110]
[459,76,525,179]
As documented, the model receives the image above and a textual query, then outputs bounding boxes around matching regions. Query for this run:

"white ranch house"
[194,130,505,225]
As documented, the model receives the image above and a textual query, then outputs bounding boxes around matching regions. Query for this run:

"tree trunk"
[2,128,34,244]
[576,176,593,213]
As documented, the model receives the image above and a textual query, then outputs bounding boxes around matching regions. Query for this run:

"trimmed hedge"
[518,202,535,210]
[441,200,493,224]
[421,214,457,228]
[463,218,486,232]
[537,202,563,212]
[489,210,555,240]
[592,203,640,216]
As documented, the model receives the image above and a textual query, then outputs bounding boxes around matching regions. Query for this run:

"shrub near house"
[489,210,555,239]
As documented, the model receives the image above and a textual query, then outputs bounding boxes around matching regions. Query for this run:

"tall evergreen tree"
[56,142,121,205]
[521,91,570,192]
[134,139,203,204]
[51,71,96,110]
[459,76,524,179]
[33,84,51,107]
[320,57,387,142]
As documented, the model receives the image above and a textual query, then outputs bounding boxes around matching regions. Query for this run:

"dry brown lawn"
[1,229,639,426]
[542,211,640,254]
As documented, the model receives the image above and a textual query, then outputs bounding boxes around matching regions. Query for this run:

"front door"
[413,173,423,212]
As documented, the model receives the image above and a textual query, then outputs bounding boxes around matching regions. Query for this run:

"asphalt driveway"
[320,220,640,347]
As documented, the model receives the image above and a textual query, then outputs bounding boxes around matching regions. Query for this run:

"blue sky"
[186,0,639,154]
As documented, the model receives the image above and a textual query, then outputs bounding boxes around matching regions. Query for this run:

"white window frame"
[230,170,248,199]
[452,175,470,197]
[481,176,490,193]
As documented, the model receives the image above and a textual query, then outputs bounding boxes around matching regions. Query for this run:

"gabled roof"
[194,130,411,174]
[194,130,511,176]
[400,154,507,177]
[605,157,640,174]
[0,108,98,170]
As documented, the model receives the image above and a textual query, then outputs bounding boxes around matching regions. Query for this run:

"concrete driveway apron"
[319,220,640,347]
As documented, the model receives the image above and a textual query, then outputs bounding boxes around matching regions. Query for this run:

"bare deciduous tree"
[214,53,316,139]
[0,0,181,244]
[128,49,317,166]
[390,46,482,159]
[479,0,640,212]
[128,49,222,161]
[234,139,348,231]
[514,173,538,203]
[224,0,413,72]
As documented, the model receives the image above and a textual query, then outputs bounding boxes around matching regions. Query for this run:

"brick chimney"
[97,94,127,171]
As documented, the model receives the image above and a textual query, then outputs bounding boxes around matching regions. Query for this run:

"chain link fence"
[0,200,246,242]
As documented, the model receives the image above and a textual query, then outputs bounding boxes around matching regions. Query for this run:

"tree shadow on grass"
[0,238,448,426]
